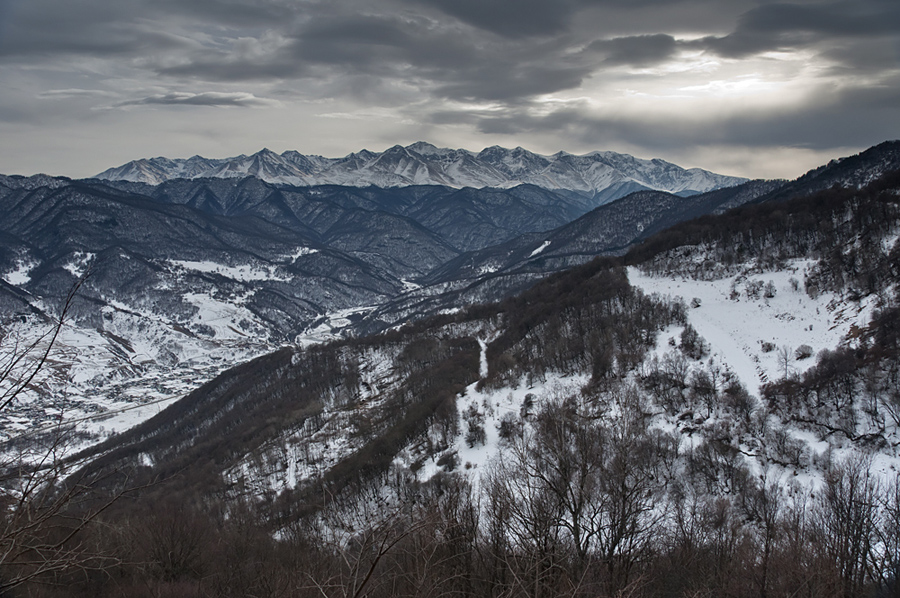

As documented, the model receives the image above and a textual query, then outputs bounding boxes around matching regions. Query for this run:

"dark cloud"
[698,0,900,59]
[433,62,589,102]
[405,0,714,38]
[737,0,900,37]
[324,20,586,100]
[150,0,301,27]
[291,11,593,101]
[0,0,303,62]
[587,34,679,66]
[115,92,278,108]
[405,0,578,37]
[0,0,175,58]
[154,9,594,102]
[292,13,451,68]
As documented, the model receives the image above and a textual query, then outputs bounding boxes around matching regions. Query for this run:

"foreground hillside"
[8,167,895,597]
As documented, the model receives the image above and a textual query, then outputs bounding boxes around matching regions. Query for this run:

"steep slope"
[753,139,900,204]
[353,179,784,333]
[99,178,588,254]
[0,177,591,446]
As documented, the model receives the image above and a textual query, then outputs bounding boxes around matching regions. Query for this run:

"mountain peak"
[406,141,442,155]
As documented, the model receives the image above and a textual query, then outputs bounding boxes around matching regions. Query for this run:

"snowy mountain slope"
[355,145,900,333]
[94,142,747,204]
[0,180,418,448]
[0,176,590,448]
[627,262,878,395]
[756,139,900,203]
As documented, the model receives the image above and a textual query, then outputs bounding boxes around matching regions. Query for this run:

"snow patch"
[478,338,488,378]
[294,306,377,347]
[171,260,290,282]
[287,247,318,260]
[3,260,36,285]
[63,252,94,278]
[400,279,421,292]
[528,241,551,258]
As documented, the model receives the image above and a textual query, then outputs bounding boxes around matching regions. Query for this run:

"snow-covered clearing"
[294,306,377,347]
[628,263,877,394]
[2,260,36,285]
[63,252,94,278]
[171,259,290,282]
[410,372,589,489]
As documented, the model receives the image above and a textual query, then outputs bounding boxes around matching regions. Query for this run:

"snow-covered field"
[627,262,877,393]
[627,263,900,486]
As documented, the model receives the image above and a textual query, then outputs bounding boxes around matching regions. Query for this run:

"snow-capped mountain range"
[95,142,747,200]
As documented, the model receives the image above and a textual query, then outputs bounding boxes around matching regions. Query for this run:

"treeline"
[760,298,900,444]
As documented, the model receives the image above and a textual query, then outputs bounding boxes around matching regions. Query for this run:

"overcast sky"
[1,0,898,180]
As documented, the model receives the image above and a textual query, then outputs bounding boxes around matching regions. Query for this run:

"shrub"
[795,344,814,360]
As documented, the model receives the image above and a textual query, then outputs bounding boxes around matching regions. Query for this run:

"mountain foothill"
[1,141,900,597]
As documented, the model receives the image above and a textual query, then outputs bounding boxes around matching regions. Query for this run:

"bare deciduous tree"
[814,455,880,598]
[776,345,794,380]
